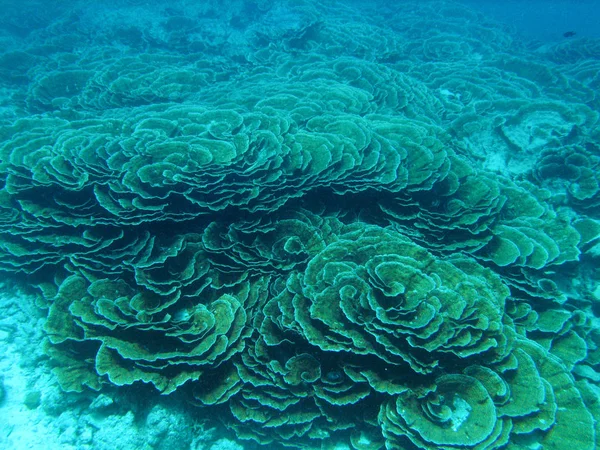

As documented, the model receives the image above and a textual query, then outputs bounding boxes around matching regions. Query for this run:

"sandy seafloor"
[0,0,599,449]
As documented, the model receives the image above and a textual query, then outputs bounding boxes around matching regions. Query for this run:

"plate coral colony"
[0,1,599,449]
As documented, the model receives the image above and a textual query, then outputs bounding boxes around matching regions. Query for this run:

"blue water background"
[457,0,600,41]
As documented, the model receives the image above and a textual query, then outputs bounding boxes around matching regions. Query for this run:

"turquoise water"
[458,0,600,41]
[0,1,599,449]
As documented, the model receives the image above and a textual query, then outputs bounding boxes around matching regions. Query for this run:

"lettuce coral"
[0,1,598,449]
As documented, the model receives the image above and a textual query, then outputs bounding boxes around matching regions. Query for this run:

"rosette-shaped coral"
[271,225,510,374]
[379,342,596,450]
[380,374,500,450]
[191,274,388,449]
[499,101,597,155]
[379,160,582,301]
[380,156,504,253]
[43,232,269,394]
[222,334,381,448]
[1,1,599,449]
[0,97,453,280]
[201,209,343,274]
[534,143,600,216]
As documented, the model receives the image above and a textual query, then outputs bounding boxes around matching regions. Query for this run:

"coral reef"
[0,0,599,449]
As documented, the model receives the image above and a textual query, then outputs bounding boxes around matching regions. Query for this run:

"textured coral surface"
[0,1,599,449]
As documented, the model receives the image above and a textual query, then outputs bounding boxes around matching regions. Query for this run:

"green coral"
[380,374,499,449]
[534,143,600,216]
[0,1,599,449]
[380,342,595,450]
[277,226,509,371]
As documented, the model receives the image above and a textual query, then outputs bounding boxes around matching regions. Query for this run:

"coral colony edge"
[0,0,599,449]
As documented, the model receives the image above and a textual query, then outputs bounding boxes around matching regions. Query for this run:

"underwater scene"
[0,0,599,449]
